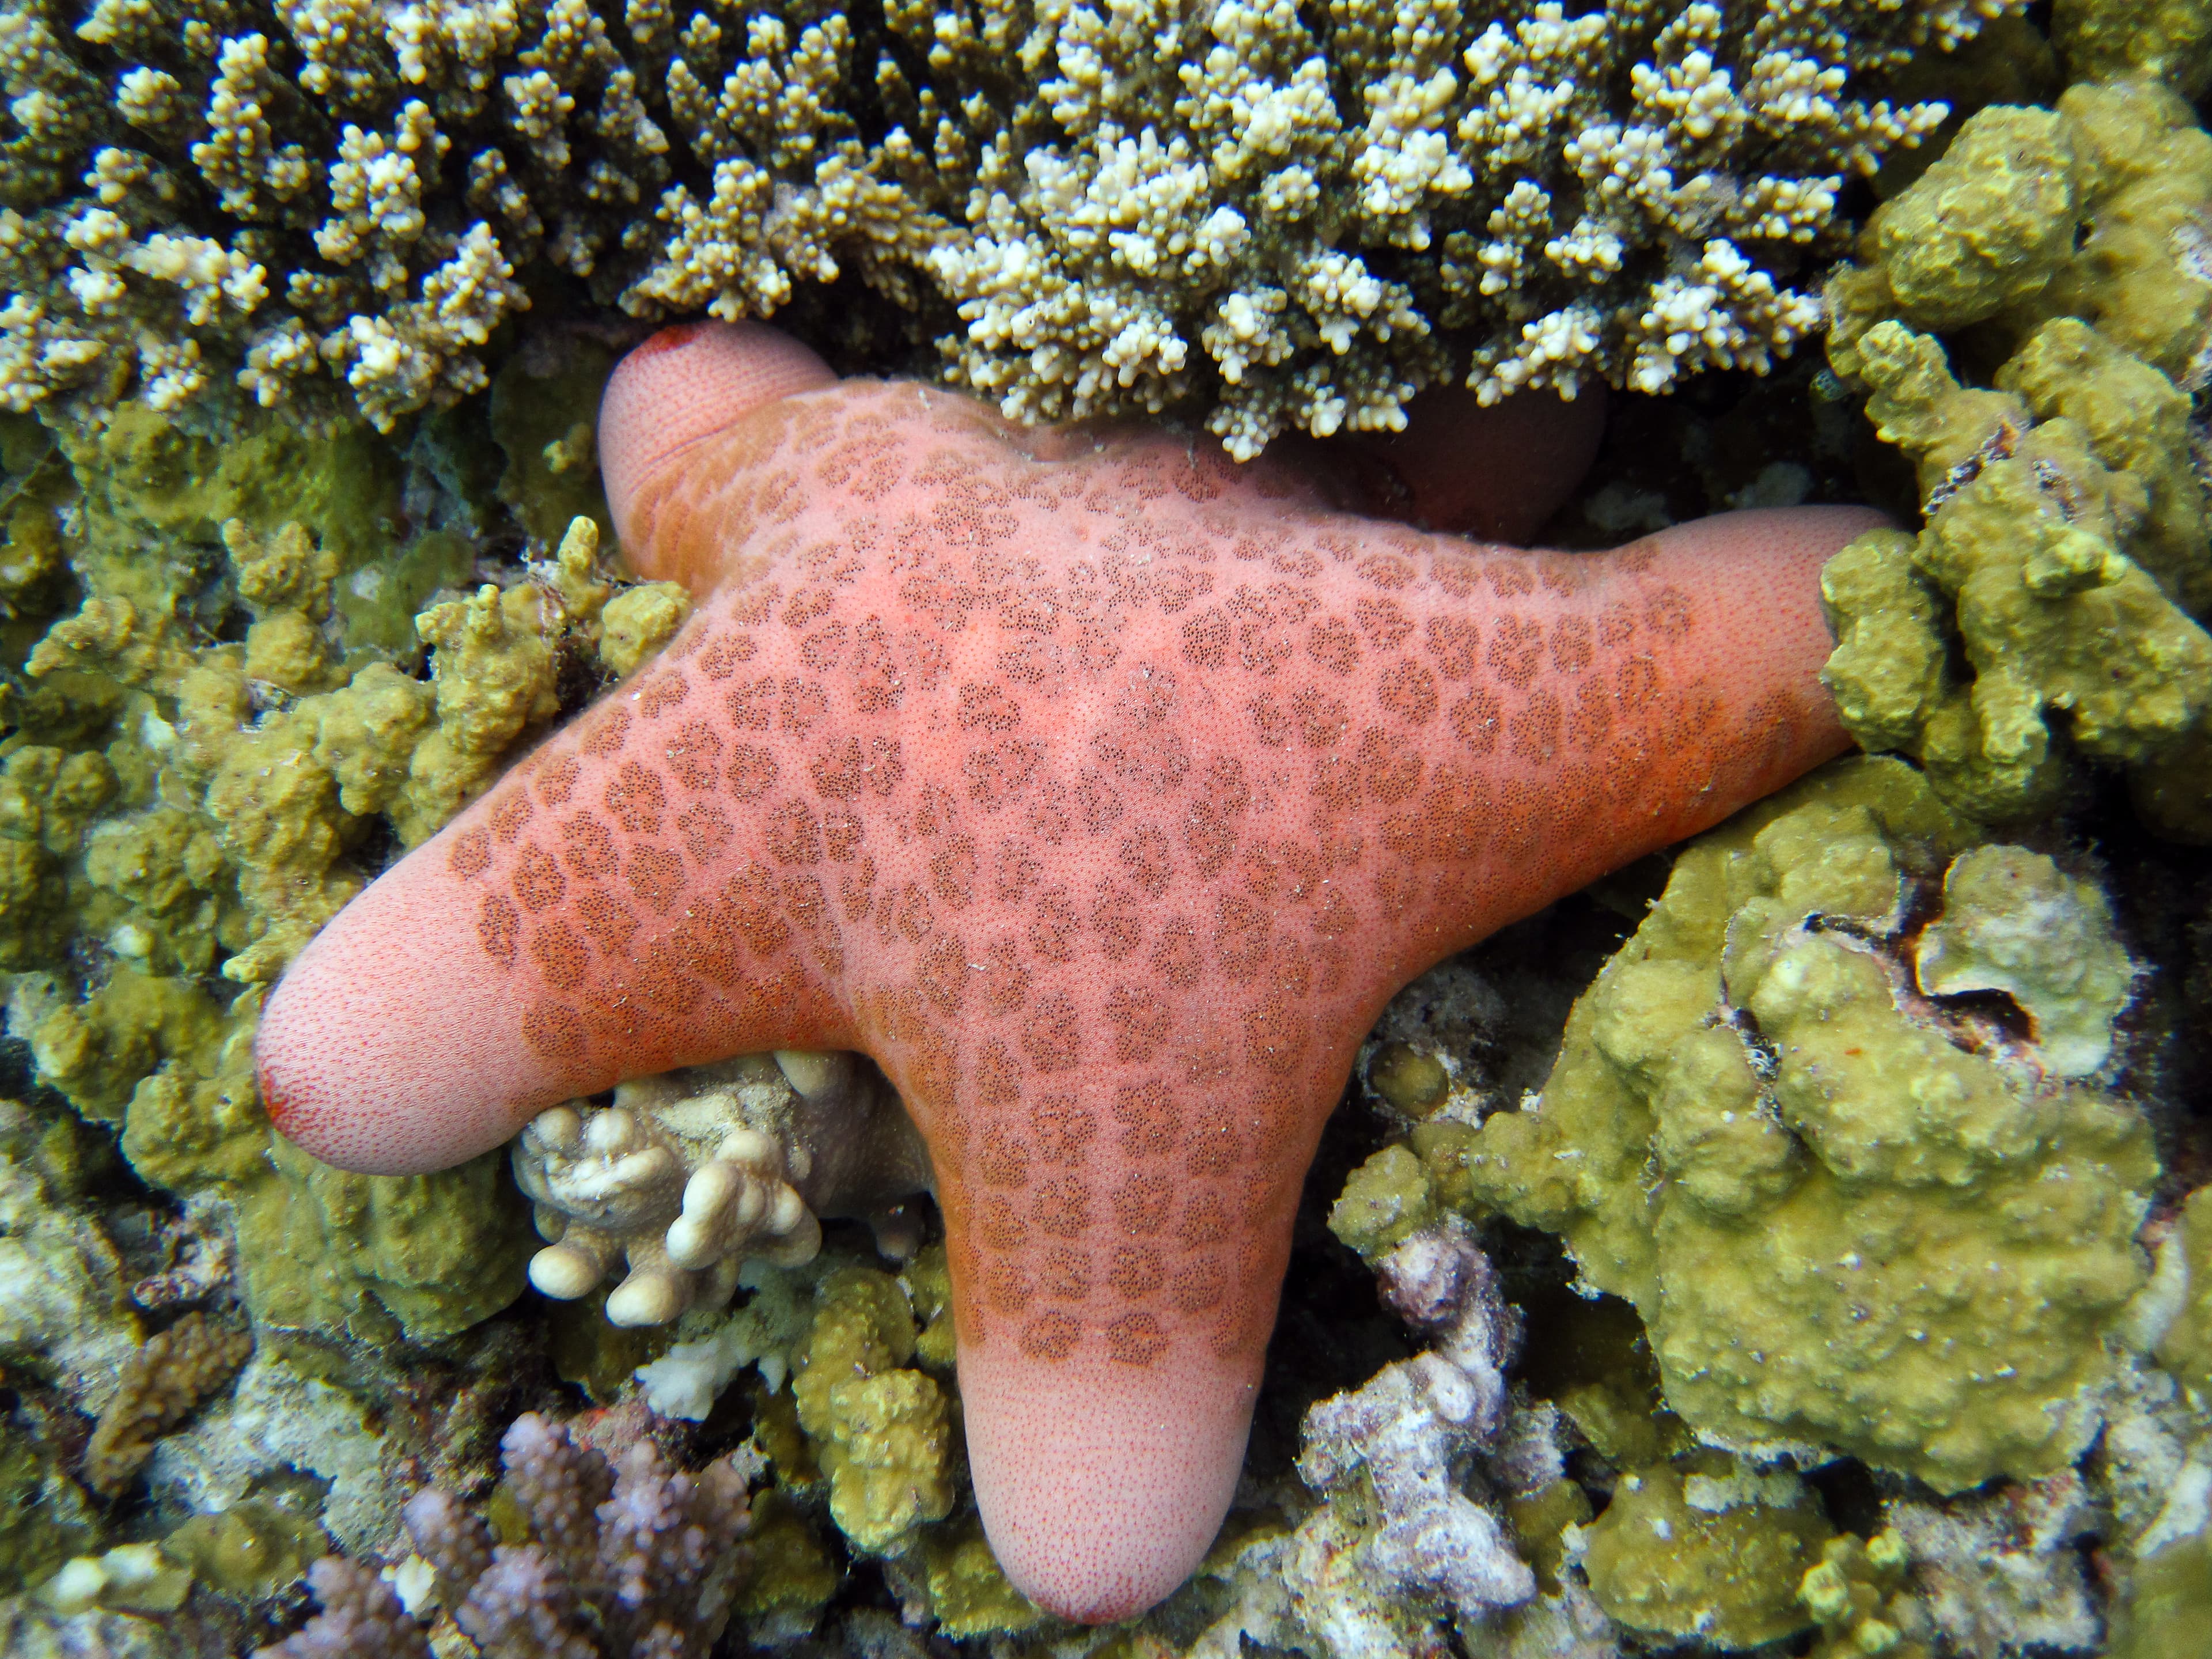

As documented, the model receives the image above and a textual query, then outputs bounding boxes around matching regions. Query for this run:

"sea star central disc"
[257,322,1874,1621]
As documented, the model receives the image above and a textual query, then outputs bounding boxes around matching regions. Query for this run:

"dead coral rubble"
[1298,1221,1538,1620]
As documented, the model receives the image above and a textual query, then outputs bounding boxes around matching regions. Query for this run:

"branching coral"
[261,1411,753,1659]
[3,0,2017,452]
[922,0,2013,457]
[0,0,938,430]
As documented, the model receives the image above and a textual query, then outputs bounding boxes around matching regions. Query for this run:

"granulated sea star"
[256,322,1876,1621]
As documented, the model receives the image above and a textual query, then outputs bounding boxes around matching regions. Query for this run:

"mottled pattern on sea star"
[257,323,1872,1622]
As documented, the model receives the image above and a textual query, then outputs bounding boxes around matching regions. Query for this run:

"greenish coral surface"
[1338,759,2159,1493]
[1578,1463,1830,1649]
[0,349,684,1342]
[1823,80,2212,837]
[1914,844,2135,1078]
[789,1266,954,1557]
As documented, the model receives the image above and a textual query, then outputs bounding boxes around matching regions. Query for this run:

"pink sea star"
[256,322,1874,1621]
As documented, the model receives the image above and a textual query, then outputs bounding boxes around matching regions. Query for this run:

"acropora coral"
[3,0,2020,454]
[4,5,2209,1654]
[262,1410,754,1658]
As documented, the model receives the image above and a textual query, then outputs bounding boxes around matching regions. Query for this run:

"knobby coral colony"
[2,0,2211,1656]
[4,0,2012,453]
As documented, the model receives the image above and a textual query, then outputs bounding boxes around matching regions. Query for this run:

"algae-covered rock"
[1578,1463,1831,1649]
[1350,759,2160,1493]
[1824,82,2212,839]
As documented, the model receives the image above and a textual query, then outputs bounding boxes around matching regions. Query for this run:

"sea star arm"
[257,321,1876,1622]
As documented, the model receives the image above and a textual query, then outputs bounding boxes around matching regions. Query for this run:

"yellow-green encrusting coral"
[1,353,689,1342]
[1821,79,2212,838]
[788,1265,955,1556]
[2,0,2021,456]
[1335,758,2158,1493]
[1577,1462,1832,1648]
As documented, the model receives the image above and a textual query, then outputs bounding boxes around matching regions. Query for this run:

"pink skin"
[257,322,1874,1622]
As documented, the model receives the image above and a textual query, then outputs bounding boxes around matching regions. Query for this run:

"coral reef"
[6,5,2210,1649]
[1821,80,2212,837]
[258,316,1878,1620]
[1,341,695,1339]
[514,1048,930,1325]
[1336,757,2158,1491]
[2,0,2016,453]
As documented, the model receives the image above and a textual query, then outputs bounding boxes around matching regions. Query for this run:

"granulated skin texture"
[257,322,1876,1622]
